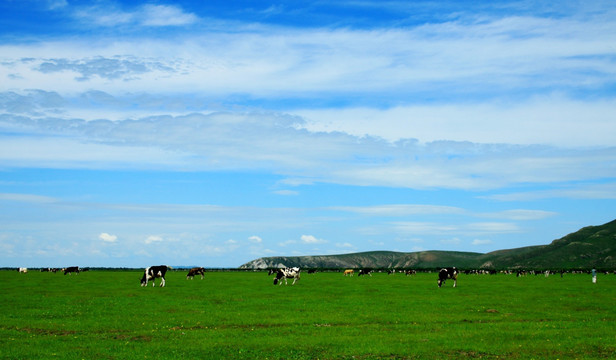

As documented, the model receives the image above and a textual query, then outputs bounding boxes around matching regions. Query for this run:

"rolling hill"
[240,219,616,270]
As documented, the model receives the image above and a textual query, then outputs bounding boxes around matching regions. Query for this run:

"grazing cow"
[273,267,301,285]
[268,269,278,276]
[18,267,27,273]
[358,269,373,277]
[63,266,79,275]
[186,267,205,280]
[343,269,354,276]
[437,267,458,288]
[405,270,416,276]
[387,269,396,275]
[141,265,170,287]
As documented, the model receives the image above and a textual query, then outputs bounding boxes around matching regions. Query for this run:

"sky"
[1,0,615,268]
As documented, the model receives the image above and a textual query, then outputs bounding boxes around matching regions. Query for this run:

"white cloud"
[332,204,465,216]
[0,193,57,204]
[485,209,557,221]
[140,5,199,26]
[301,235,327,244]
[484,182,616,201]
[335,242,354,248]
[298,98,616,147]
[145,235,163,244]
[248,235,262,243]
[72,4,198,28]
[393,222,519,236]
[393,222,458,234]
[47,0,67,10]
[99,233,117,243]
[0,109,614,193]
[472,239,493,246]
[273,190,299,196]
[2,9,615,101]
[468,222,519,233]
[440,237,461,245]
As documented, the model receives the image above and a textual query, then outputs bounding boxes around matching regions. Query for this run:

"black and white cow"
[186,267,205,280]
[437,267,458,288]
[141,265,170,287]
[358,269,373,277]
[273,267,300,285]
[63,266,79,275]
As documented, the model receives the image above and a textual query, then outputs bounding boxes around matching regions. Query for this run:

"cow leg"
[161,277,165,287]
[453,279,457,287]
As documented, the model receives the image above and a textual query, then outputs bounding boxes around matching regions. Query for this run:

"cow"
[343,269,354,276]
[18,267,27,273]
[63,266,79,275]
[437,267,458,288]
[405,270,416,276]
[273,267,300,285]
[358,269,373,277]
[186,267,205,280]
[141,265,170,287]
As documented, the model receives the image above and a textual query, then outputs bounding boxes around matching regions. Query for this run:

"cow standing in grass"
[186,267,205,280]
[358,269,373,277]
[141,265,170,287]
[63,266,79,275]
[437,267,458,288]
[273,267,301,285]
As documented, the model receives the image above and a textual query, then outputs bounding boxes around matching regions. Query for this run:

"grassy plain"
[1,270,615,359]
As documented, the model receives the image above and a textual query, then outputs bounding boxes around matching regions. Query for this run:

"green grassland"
[1,270,615,359]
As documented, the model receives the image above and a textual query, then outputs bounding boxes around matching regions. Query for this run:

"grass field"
[1,270,615,359]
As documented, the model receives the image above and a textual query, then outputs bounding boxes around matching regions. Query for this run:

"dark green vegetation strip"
[1,270,615,359]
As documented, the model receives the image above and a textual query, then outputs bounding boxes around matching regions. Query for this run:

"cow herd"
[140,266,206,287]
[18,265,462,288]
[137,265,458,288]
[18,266,85,274]
[266,266,458,288]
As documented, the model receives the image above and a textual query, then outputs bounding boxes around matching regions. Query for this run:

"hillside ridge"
[240,219,616,270]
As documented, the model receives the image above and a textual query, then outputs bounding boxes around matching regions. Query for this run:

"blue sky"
[1,0,615,268]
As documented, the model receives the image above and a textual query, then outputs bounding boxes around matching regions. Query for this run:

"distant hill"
[240,219,616,270]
